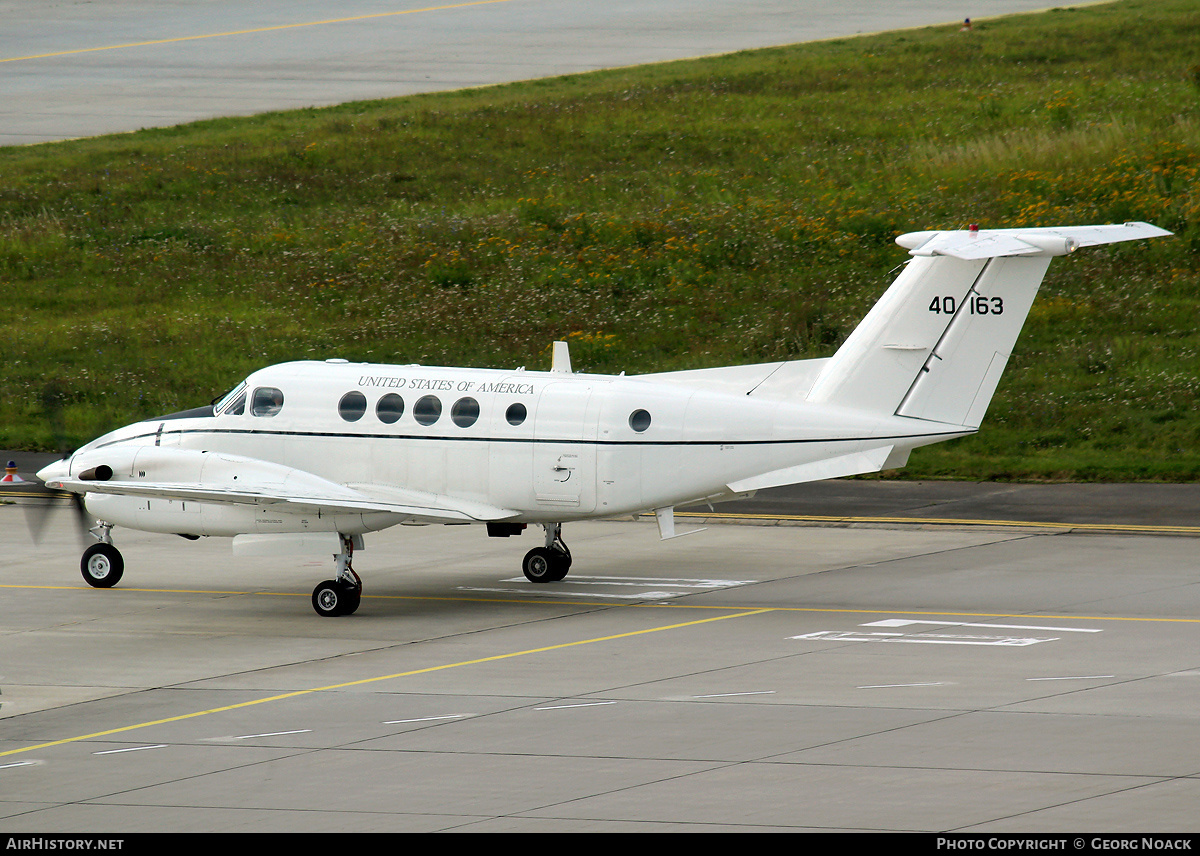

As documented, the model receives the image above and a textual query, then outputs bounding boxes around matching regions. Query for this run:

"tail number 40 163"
[929,295,1004,315]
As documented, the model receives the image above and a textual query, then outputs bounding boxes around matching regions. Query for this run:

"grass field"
[1,0,1198,480]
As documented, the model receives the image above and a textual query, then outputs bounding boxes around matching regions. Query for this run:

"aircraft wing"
[45,478,518,522]
[42,446,518,523]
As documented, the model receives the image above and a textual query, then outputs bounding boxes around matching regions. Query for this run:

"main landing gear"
[522,522,571,583]
[311,534,363,617]
[80,522,123,588]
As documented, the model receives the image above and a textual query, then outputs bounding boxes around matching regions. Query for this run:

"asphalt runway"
[1,504,1198,831]
[3,0,1076,146]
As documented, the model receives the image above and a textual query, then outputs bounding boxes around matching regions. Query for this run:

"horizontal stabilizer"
[727,446,894,493]
[897,222,1172,259]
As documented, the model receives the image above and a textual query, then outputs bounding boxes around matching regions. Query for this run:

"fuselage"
[65,359,966,536]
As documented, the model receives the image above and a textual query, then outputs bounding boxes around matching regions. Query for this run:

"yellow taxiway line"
[6,582,1200,625]
[0,607,771,759]
[1,0,521,64]
[667,511,1200,537]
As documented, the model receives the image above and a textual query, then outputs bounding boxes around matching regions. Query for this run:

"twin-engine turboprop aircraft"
[38,222,1170,616]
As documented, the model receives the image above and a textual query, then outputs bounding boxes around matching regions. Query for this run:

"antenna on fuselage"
[551,341,573,374]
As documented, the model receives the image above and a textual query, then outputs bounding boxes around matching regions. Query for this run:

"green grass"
[2,0,1199,480]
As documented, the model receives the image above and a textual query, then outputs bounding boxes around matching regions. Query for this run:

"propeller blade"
[23,497,52,545]
[21,489,91,548]
[70,492,92,548]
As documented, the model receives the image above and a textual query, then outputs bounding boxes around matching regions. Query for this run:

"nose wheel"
[80,522,123,588]
[81,542,124,588]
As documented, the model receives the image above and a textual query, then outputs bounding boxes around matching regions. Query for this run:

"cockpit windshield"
[213,381,248,415]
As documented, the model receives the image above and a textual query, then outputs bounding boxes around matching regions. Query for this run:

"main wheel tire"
[312,580,345,617]
[547,550,570,582]
[522,547,555,583]
[337,580,362,615]
[81,543,124,588]
[523,547,570,583]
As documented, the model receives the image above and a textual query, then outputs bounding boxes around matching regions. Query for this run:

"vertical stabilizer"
[806,222,1170,426]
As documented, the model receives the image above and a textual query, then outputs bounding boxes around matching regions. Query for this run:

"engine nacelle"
[82,492,399,537]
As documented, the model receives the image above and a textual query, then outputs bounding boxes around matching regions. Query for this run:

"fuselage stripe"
[93,425,971,451]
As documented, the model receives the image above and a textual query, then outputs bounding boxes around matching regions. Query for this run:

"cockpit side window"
[225,389,247,416]
[251,387,285,417]
[214,382,247,415]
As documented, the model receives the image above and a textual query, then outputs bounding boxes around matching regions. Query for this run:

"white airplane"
[37,222,1170,616]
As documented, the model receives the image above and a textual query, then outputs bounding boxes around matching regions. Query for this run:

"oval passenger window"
[338,391,367,422]
[376,393,404,424]
[414,395,442,426]
[451,397,479,428]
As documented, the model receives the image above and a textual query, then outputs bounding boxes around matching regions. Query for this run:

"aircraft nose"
[37,458,71,484]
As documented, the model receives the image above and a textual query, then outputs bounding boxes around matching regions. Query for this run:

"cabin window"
[505,402,527,426]
[376,393,404,424]
[451,397,480,428]
[251,387,284,417]
[629,409,651,432]
[338,391,367,422]
[413,395,442,426]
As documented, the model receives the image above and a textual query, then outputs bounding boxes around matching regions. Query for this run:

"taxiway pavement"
[1,503,1198,831]
[3,0,1079,146]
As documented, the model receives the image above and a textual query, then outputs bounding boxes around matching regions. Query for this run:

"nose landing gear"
[80,522,124,588]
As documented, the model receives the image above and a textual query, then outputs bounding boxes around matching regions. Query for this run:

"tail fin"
[805,222,1170,427]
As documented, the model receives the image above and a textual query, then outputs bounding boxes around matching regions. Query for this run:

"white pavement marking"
[792,616,1104,647]
[1027,675,1116,681]
[793,630,1058,646]
[504,576,758,588]
[865,619,1103,633]
[462,574,757,600]
[692,691,776,699]
[93,744,167,755]
[459,586,680,600]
